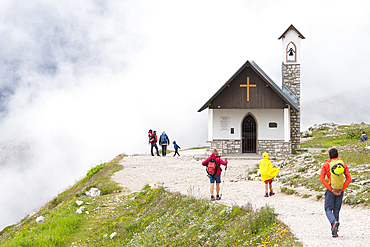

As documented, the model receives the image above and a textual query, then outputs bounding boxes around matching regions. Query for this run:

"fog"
[1,0,370,229]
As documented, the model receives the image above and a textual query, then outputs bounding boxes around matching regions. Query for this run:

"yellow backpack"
[329,159,345,190]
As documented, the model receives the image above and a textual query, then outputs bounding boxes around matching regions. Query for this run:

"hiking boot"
[216,195,221,200]
[264,193,269,197]
[211,196,215,201]
[331,221,339,236]
[332,233,338,238]
[269,191,275,196]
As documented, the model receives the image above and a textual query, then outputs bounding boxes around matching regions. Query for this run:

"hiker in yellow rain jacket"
[259,152,280,197]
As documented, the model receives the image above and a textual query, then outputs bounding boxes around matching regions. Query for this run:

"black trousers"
[161,145,167,156]
[151,143,159,156]
[174,149,180,156]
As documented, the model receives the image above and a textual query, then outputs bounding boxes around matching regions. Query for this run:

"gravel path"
[111,150,370,247]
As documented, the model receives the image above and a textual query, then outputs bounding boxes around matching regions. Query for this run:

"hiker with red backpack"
[150,131,160,156]
[320,148,352,238]
[202,148,228,201]
[148,129,155,144]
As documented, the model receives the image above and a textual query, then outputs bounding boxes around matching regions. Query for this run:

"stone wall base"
[206,140,291,158]
[206,140,241,156]
[258,140,291,158]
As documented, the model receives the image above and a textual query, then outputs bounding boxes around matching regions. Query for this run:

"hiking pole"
[220,162,228,199]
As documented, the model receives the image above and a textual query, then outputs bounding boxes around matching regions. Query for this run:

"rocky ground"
[112,149,370,247]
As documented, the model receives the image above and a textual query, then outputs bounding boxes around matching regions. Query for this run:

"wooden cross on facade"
[240,77,256,101]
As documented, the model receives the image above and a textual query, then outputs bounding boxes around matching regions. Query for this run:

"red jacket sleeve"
[202,157,210,166]
[342,164,352,191]
[320,162,332,191]
[218,158,228,166]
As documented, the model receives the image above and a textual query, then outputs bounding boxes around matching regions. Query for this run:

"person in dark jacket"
[159,131,170,157]
[360,131,368,142]
[150,131,160,156]
[202,148,228,201]
[173,141,181,157]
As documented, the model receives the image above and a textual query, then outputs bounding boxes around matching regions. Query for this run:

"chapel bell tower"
[278,24,305,150]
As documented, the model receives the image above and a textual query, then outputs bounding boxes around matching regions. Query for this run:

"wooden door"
[242,114,257,153]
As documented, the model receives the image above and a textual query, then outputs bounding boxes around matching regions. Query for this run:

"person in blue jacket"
[159,131,170,156]
[173,141,181,157]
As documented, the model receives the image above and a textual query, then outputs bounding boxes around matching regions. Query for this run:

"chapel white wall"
[211,109,285,140]
[208,108,213,141]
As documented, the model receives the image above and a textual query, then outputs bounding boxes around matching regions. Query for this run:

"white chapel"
[198,25,305,157]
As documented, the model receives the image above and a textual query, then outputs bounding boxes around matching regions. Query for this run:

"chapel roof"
[197,60,299,112]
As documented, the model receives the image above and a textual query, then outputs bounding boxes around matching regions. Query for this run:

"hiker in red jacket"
[319,148,351,237]
[202,148,227,201]
[150,131,160,156]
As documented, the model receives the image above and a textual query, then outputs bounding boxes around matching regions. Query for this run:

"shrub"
[343,129,363,139]
[286,189,295,195]
[298,167,305,173]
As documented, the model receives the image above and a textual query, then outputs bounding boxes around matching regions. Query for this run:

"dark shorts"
[209,174,221,183]
[264,179,273,184]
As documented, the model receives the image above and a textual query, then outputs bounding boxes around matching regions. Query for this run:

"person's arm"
[341,164,352,191]
[202,157,210,166]
[219,158,228,166]
[320,163,332,191]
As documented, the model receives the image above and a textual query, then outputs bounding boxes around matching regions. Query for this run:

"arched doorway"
[242,114,257,153]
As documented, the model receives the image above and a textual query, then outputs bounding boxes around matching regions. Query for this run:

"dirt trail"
[112,150,370,247]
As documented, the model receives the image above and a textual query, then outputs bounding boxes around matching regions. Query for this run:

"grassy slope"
[279,124,370,205]
[0,152,301,246]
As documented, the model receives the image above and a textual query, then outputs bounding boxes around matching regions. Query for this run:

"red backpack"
[207,158,218,178]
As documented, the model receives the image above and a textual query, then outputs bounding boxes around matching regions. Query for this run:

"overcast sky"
[1,0,369,229]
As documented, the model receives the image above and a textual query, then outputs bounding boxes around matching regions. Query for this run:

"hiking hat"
[331,163,344,175]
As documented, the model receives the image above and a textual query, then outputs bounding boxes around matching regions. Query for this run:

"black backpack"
[207,159,218,178]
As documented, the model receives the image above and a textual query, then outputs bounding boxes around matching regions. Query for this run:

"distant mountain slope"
[301,87,370,130]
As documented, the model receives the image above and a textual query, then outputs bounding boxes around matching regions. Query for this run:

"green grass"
[1,199,84,246]
[72,186,300,246]
[0,154,125,245]
[301,124,370,149]
[280,187,295,195]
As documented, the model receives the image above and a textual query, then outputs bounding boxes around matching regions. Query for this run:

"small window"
[230,128,234,134]
[269,122,278,128]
